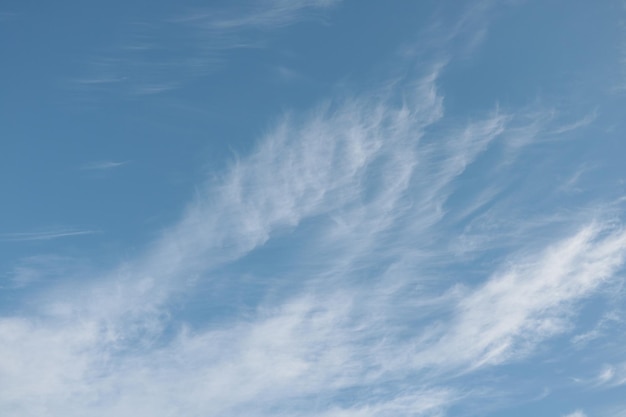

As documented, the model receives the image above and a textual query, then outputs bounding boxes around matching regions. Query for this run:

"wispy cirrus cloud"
[3,3,626,417]
[2,255,87,290]
[73,0,342,96]
[564,411,587,417]
[80,160,129,171]
[0,228,98,242]
[549,110,598,135]
[589,363,626,388]
[3,57,624,416]
[419,223,626,372]
[176,0,341,30]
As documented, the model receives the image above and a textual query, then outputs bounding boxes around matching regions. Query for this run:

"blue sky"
[2,0,626,416]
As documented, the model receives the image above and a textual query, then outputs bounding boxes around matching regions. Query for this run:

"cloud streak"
[419,223,626,372]
[0,229,98,242]
[73,0,342,95]
[80,160,129,171]
[564,411,587,417]
[176,0,341,30]
[3,59,624,416]
[3,2,626,416]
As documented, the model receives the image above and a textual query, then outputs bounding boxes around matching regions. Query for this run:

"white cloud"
[549,110,598,135]
[73,0,343,95]
[417,223,626,372]
[177,0,342,30]
[592,363,626,388]
[3,255,83,289]
[5,3,626,416]
[0,229,97,242]
[564,411,587,417]
[0,63,465,416]
[80,160,129,170]
[4,60,626,416]
[571,309,621,347]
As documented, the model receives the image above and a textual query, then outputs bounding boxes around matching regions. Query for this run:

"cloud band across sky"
[2,1,626,417]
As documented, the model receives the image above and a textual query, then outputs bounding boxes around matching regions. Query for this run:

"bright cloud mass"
[2,1,626,416]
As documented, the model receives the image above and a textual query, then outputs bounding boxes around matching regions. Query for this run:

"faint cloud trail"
[80,160,130,171]
[0,229,98,242]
